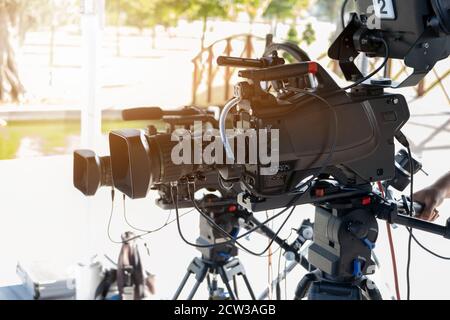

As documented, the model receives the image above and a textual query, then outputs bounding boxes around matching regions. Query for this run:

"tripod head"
[195,194,247,263]
[306,179,450,281]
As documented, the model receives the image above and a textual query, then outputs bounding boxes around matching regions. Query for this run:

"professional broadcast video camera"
[74,0,450,300]
[73,105,246,245]
[74,106,265,300]
[74,98,319,300]
[104,0,450,206]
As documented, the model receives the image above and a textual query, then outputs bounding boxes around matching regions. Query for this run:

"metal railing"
[191,34,266,106]
[192,34,450,106]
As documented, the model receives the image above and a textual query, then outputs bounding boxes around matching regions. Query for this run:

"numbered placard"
[373,0,396,20]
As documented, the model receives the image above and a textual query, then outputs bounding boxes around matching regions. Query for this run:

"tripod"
[294,185,384,300]
[173,256,255,300]
[295,270,382,300]
[173,198,256,300]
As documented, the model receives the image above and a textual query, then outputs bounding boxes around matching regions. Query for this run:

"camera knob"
[348,222,368,239]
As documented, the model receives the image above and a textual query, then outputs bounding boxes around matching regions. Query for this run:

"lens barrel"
[109,129,195,199]
[73,150,113,196]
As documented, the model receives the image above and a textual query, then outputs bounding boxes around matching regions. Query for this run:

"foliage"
[302,22,315,45]
[264,0,309,21]
[108,0,231,31]
[183,0,231,50]
[106,0,186,30]
[283,21,315,63]
[184,0,229,22]
[118,0,155,30]
[9,0,79,30]
[313,0,345,21]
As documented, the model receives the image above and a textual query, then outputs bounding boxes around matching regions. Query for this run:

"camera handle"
[377,201,450,239]
[237,62,340,92]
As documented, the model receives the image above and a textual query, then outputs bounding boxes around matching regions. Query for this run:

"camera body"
[74,0,450,214]
[227,72,410,205]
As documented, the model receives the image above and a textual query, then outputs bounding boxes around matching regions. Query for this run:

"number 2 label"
[373,0,396,20]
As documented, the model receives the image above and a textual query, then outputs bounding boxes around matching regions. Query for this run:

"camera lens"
[73,150,112,196]
[109,129,152,199]
[109,129,195,199]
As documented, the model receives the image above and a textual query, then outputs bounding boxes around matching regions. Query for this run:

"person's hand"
[413,187,445,221]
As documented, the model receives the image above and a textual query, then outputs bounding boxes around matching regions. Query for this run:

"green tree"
[0,0,78,103]
[184,0,229,51]
[314,0,353,24]
[302,22,315,45]
[119,0,155,31]
[263,0,310,36]
[234,0,271,32]
[15,0,78,42]
[107,0,184,49]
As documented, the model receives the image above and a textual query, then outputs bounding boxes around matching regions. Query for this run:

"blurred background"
[0,0,449,300]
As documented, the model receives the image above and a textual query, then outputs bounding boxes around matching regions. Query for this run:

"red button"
[308,62,319,74]
[315,189,325,197]
[362,197,371,206]
[228,205,238,213]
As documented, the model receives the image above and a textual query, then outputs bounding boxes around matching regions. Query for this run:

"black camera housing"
[330,0,450,87]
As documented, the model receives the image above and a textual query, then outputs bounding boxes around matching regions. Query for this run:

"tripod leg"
[187,279,203,300]
[186,264,209,300]
[259,261,297,300]
[207,274,212,292]
[240,273,256,300]
[173,271,192,300]
[360,278,383,301]
[294,272,318,300]
[218,266,236,300]
[233,276,239,300]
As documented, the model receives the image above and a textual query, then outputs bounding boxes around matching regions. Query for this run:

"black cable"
[375,185,450,262]
[174,87,337,256]
[406,145,414,300]
[255,206,296,257]
[186,184,276,256]
[259,229,295,259]
[242,88,338,200]
[284,255,288,300]
[171,185,296,251]
[107,189,123,245]
[341,0,350,29]
[406,223,413,300]
[187,182,301,257]
[107,189,194,244]
[402,142,450,297]
[282,88,339,190]
[394,133,450,262]
[122,194,173,234]
[341,38,390,91]
[410,232,450,260]
[276,244,283,300]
